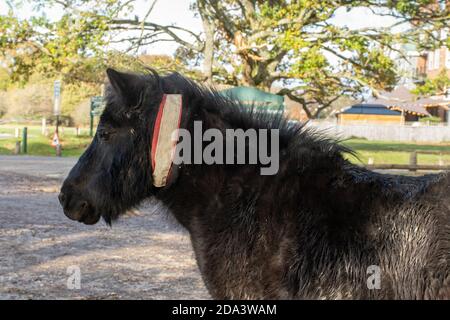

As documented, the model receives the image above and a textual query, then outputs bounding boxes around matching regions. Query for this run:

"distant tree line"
[0,0,449,118]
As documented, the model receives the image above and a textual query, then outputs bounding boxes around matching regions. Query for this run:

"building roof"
[364,85,450,116]
[417,97,450,110]
[369,86,415,106]
[387,103,430,116]
[341,104,401,116]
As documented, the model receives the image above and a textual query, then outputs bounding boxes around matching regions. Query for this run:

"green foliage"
[60,82,99,117]
[105,52,203,79]
[1,0,449,119]
[192,0,444,117]
[0,74,100,123]
[412,69,450,97]
[419,116,442,123]
[0,67,10,91]
[0,0,123,83]
[0,51,194,123]
[0,82,53,119]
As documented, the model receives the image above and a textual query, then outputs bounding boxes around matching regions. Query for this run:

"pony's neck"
[154,95,347,230]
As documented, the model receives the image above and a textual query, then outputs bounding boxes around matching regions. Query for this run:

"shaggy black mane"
[153,71,354,160]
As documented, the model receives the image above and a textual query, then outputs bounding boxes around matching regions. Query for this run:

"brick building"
[421,43,450,79]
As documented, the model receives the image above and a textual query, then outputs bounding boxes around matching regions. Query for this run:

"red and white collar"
[151,94,183,187]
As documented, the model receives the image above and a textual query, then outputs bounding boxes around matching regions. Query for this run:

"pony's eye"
[98,130,112,141]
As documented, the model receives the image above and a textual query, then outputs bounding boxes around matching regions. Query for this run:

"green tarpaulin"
[219,86,284,111]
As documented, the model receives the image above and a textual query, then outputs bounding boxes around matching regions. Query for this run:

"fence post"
[90,113,94,137]
[21,127,27,154]
[14,141,21,155]
[15,127,19,138]
[56,144,62,157]
[409,151,417,172]
[41,117,46,135]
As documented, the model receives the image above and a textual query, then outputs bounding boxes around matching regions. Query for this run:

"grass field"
[2,125,450,165]
[342,139,450,165]
[0,125,92,157]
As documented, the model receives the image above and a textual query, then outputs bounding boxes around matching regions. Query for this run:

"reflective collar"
[151,94,183,187]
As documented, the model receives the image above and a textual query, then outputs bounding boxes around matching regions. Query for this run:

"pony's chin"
[80,212,101,225]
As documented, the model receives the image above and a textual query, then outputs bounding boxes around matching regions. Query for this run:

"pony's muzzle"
[58,188,99,225]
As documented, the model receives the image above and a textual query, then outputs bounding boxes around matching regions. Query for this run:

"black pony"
[59,68,450,299]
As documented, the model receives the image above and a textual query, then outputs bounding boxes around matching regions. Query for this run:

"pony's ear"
[106,68,144,107]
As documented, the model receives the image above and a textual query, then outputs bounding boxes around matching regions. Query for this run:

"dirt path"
[0,156,209,299]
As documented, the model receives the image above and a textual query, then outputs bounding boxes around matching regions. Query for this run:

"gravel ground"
[0,156,209,299]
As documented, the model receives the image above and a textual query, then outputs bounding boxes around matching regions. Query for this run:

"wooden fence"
[365,150,450,172]
[309,121,450,142]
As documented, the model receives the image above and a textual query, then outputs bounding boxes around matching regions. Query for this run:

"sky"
[0,0,403,56]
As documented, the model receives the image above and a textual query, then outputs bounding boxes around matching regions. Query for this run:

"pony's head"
[59,68,179,225]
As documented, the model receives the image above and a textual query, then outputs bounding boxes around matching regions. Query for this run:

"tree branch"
[110,19,203,51]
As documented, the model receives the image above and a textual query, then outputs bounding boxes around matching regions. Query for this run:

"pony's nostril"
[80,201,88,209]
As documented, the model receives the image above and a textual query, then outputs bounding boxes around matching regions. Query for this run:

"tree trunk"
[198,0,214,84]
[201,15,214,84]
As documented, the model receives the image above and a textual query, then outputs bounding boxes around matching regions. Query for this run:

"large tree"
[187,0,449,117]
[1,0,449,117]
[0,0,196,83]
